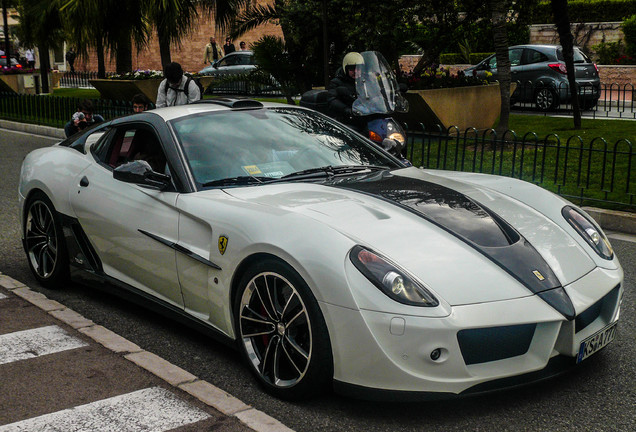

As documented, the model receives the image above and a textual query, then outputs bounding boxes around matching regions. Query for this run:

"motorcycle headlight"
[562,206,613,260]
[386,121,405,145]
[350,245,438,307]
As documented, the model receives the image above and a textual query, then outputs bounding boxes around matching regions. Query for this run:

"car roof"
[147,99,287,122]
[224,50,253,56]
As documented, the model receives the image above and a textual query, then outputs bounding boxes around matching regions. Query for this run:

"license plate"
[576,322,617,363]
[580,87,594,95]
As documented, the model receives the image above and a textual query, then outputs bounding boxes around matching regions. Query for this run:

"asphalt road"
[1,129,634,432]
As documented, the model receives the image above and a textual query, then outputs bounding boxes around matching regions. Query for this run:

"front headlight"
[350,245,438,307]
[562,206,613,260]
[386,120,405,145]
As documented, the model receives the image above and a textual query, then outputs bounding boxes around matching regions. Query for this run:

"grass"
[407,115,635,211]
[51,88,101,99]
[505,114,635,146]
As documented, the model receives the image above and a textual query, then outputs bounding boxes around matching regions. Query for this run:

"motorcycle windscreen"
[352,51,409,116]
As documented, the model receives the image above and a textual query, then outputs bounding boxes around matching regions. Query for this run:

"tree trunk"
[551,0,581,128]
[96,39,106,78]
[158,26,171,67]
[38,44,50,93]
[490,1,511,133]
[115,36,133,74]
[2,0,10,61]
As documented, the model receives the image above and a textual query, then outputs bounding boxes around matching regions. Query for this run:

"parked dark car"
[464,44,600,110]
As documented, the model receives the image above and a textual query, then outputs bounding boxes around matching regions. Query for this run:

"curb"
[0,119,66,139]
[0,273,294,432]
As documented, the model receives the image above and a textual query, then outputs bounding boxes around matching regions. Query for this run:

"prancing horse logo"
[218,236,228,255]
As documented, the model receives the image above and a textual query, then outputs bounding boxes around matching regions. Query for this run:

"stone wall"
[529,22,623,59]
[71,2,283,74]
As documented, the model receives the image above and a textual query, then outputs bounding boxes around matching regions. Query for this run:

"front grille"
[457,324,536,365]
[575,284,620,333]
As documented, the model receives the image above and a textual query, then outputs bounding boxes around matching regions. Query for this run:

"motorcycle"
[299,51,410,161]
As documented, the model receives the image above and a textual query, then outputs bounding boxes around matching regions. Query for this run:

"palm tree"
[144,0,198,67]
[60,0,149,74]
[551,0,581,129]
[15,0,64,93]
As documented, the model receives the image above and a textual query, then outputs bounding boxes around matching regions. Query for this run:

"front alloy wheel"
[236,259,332,399]
[24,192,68,288]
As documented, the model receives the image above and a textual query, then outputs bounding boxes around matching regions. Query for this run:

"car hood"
[221,168,597,312]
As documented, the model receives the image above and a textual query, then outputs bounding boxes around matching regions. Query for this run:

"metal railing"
[205,78,285,97]
[0,92,146,128]
[59,71,116,88]
[405,124,635,210]
[511,81,636,119]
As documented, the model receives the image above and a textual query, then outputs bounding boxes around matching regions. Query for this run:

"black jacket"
[327,68,357,123]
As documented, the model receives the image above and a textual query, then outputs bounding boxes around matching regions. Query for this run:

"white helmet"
[342,52,364,71]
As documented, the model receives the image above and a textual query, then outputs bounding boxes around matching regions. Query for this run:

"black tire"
[234,258,333,400]
[535,87,558,111]
[23,191,69,288]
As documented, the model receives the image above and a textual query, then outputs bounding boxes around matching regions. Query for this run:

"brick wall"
[72,2,283,74]
[529,22,623,56]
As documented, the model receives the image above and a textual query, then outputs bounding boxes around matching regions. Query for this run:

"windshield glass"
[352,51,408,116]
[170,107,401,188]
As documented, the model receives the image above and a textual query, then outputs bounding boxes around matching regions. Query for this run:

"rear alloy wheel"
[24,192,68,288]
[535,87,558,111]
[235,259,332,400]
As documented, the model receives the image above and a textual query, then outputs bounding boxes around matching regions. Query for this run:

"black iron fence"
[405,125,635,210]
[511,81,635,119]
[0,92,141,128]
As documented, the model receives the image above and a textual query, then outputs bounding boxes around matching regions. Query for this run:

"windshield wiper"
[202,176,270,187]
[272,165,388,183]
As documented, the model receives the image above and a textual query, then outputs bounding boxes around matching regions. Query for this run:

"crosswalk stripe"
[0,325,88,365]
[0,387,211,432]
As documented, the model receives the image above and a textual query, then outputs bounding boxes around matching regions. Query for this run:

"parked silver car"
[199,50,256,77]
[464,44,600,110]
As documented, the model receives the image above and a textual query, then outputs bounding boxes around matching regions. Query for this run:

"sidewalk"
[0,273,293,432]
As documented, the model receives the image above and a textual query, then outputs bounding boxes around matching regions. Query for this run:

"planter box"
[0,74,41,94]
[89,78,163,103]
[400,83,515,132]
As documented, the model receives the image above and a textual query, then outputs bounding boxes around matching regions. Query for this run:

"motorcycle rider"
[327,52,364,129]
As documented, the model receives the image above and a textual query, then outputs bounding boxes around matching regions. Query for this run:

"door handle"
[80,176,89,187]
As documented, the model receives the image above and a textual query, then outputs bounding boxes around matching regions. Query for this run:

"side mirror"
[213,62,219,69]
[398,82,408,94]
[114,160,170,190]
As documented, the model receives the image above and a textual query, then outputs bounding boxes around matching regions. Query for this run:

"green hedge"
[533,0,636,24]
[439,52,493,65]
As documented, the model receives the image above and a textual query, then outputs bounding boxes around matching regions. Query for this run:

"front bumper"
[324,267,622,399]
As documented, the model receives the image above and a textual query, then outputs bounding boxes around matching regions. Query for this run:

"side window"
[524,49,548,65]
[487,56,497,69]
[509,49,523,66]
[97,125,167,173]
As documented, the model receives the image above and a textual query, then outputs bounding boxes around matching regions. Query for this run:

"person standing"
[64,99,105,137]
[223,37,235,56]
[132,93,151,113]
[65,48,76,73]
[239,41,247,51]
[25,49,35,69]
[156,62,201,108]
[203,37,221,65]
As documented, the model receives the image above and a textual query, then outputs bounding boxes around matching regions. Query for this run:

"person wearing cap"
[327,52,364,126]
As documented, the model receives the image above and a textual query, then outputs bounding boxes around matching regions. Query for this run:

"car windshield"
[170,107,401,188]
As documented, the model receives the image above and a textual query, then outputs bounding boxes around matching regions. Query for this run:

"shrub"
[532,0,636,24]
[439,52,494,65]
[623,14,636,56]
[405,67,489,90]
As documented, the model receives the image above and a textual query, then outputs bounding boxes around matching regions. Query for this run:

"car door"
[69,122,184,307]
[517,48,551,102]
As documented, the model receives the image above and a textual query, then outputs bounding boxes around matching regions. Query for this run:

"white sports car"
[19,99,623,401]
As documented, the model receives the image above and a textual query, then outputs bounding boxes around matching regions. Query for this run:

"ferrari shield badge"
[533,270,545,281]
[218,236,228,255]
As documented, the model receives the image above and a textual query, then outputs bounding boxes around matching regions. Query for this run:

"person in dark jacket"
[326,52,364,127]
[64,99,105,137]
